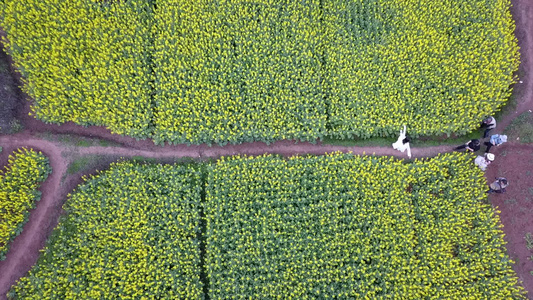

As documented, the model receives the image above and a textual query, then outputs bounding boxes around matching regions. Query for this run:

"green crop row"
[0,148,51,260]
[1,0,519,144]
[205,152,524,299]
[8,152,524,299]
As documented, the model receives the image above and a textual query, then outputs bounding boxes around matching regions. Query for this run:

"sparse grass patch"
[66,155,111,175]
[321,136,391,147]
[525,233,533,250]
[130,156,157,164]
[75,140,91,147]
[38,133,117,147]
[500,150,509,157]
[504,198,517,205]
[505,112,533,144]
[67,157,91,174]
[8,119,23,133]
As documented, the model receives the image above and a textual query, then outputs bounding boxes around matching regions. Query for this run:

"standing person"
[392,125,411,158]
[480,116,497,138]
[454,139,481,152]
[488,177,508,194]
[474,153,495,171]
[484,134,507,153]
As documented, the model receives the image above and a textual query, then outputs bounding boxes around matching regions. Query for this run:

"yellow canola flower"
[10,161,203,299]
[205,152,524,299]
[0,148,51,259]
[17,0,520,144]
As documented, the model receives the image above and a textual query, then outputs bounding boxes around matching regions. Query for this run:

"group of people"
[392,116,509,194]
[454,116,507,171]
[455,116,508,193]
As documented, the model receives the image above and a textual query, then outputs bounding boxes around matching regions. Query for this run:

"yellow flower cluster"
[205,152,525,299]
[152,0,326,145]
[324,0,519,138]
[9,161,203,299]
[1,0,519,144]
[1,0,154,138]
[0,148,50,260]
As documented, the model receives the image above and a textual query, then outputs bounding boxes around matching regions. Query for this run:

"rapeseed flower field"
[0,148,50,260]
[0,0,519,144]
[10,153,524,298]
[205,152,524,298]
[9,161,203,299]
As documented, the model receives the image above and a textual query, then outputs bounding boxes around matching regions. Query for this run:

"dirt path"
[0,139,67,299]
[498,0,533,295]
[485,144,533,295]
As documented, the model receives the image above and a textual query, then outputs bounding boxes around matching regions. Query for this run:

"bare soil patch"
[486,144,533,295]
[0,43,22,134]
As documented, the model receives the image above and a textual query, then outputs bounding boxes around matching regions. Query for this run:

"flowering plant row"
[1,0,519,144]
[205,152,524,299]
[9,162,203,299]
[9,153,524,298]
[152,0,326,145]
[324,0,519,138]
[0,148,50,260]
[1,0,154,138]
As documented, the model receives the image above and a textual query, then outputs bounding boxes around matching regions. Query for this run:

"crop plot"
[1,0,520,144]
[9,161,203,299]
[205,153,524,298]
[0,148,50,260]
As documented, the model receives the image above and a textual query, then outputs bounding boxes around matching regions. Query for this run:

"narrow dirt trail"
[0,139,67,298]
[498,0,533,134]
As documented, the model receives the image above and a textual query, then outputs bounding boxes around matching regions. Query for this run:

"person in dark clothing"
[454,139,480,152]
[480,116,497,138]
[484,134,507,153]
[488,177,508,194]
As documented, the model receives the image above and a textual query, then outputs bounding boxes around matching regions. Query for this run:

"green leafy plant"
[206,152,524,298]
[0,148,51,260]
[505,112,533,144]
[525,233,533,250]
[8,119,23,134]
[10,161,203,299]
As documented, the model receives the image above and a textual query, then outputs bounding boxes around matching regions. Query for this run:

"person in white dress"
[392,125,411,158]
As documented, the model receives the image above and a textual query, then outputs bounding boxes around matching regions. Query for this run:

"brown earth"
[486,144,533,296]
[494,0,533,295]
[0,43,21,134]
[0,0,532,297]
